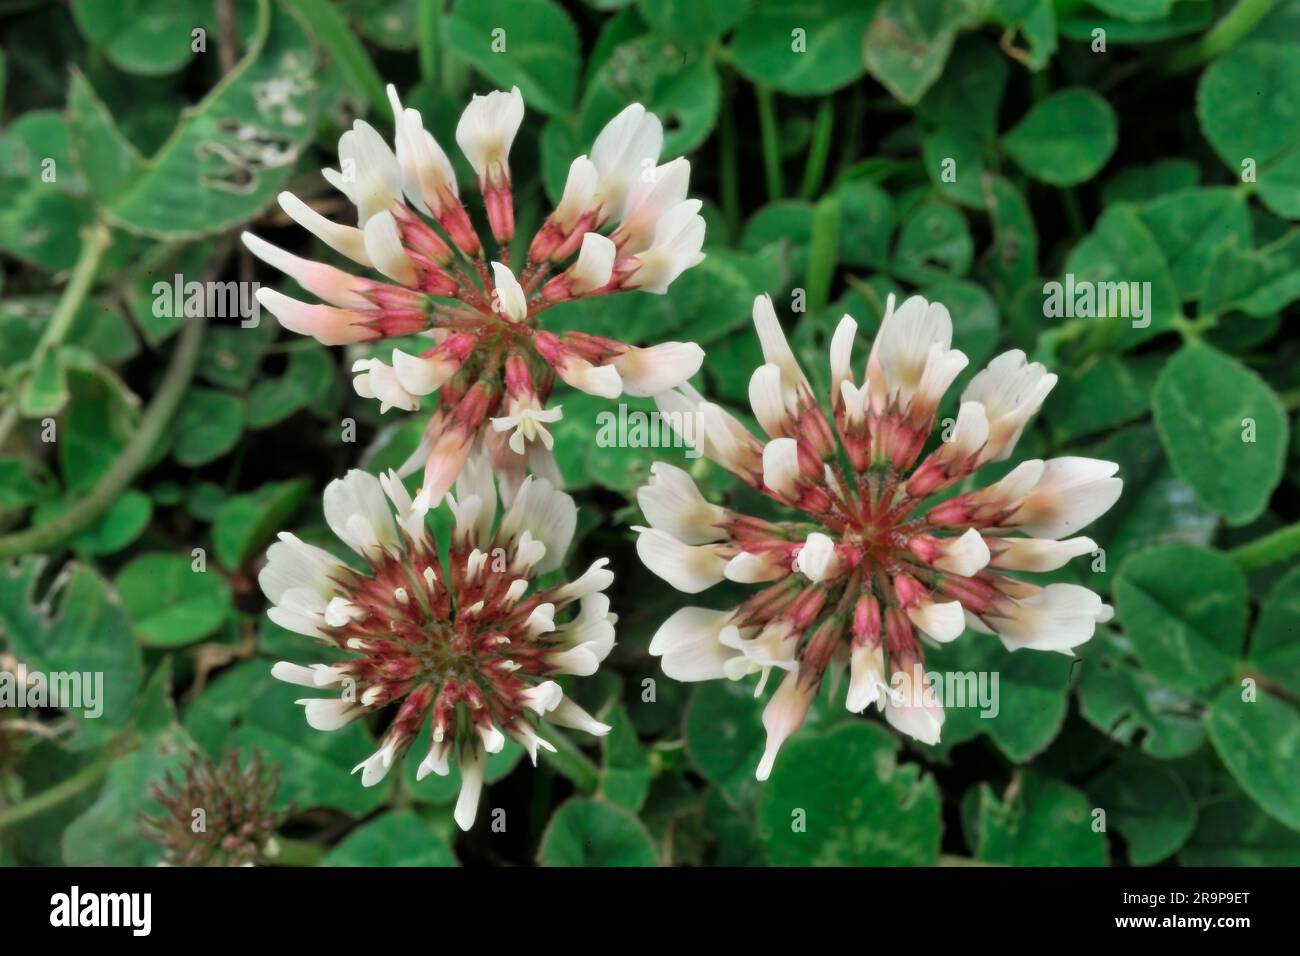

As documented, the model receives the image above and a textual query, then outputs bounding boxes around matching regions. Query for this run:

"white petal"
[993,583,1104,652]
[614,341,703,397]
[550,558,615,604]
[491,261,528,322]
[453,451,498,543]
[547,643,602,676]
[761,437,800,498]
[649,606,736,681]
[258,532,348,604]
[795,532,838,583]
[874,295,953,405]
[724,551,788,584]
[362,211,417,286]
[546,697,612,736]
[416,740,451,780]
[454,746,486,831]
[1013,458,1122,539]
[829,314,857,398]
[636,462,727,544]
[942,400,990,461]
[297,698,363,732]
[749,363,790,438]
[352,740,397,787]
[323,469,400,558]
[271,662,319,687]
[392,348,455,396]
[277,191,371,266]
[962,350,1057,461]
[241,232,371,309]
[627,200,705,294]
[883,667,943,745]
[615,157,691,253]
[752,294,809,398]
[634,526,727,593]
[590,103,663,217]
[520,680,564,715]
[387,84,458,212]
[569,232,615,293]
[553,155,598,229]
[455,87,524,180]
[354,358,418,413]
[932,528,990,577]
[756,672,816,781]
[557,358,623,399]
[907,599,966,643]
[990,535,1097,572]
[499,476,577,574]
[336,120,402,224]
[975,459,1047,512]
[845,643,888,713]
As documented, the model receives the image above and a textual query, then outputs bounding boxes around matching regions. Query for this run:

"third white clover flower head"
[242,86,707,510]
[635,293,1122,779]
[262,462,615,831]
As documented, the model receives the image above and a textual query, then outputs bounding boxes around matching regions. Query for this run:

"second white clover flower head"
[262,462,615,831]
[635,292,1121,779]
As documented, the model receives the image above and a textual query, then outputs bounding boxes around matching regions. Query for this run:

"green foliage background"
[2,0,1299,867]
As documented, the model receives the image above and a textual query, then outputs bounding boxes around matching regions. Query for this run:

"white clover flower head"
[262,463,614,831]
[636,293,1121,778]
[242,83,708,507]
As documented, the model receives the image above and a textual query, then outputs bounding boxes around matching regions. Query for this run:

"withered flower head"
[140,749,288,867]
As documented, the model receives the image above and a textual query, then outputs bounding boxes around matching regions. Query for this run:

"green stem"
[1229,521,1300,570]
[0,221,113,449]
[282,0,388,114]
[417,0,440,87]
[1165,0,1280,72]
[1061,188,1085,238]
[755,85,784,201]
[440,28,468,99]
[806,195,840,313]
[718,70,741,241]
[0,305,208,559]
[0,407,16,451]
[836,84,865,175]
[537,726,600,793]
[1172,313,1217,345]
[40,221,113,355]
[0,754,112,830]
[799,98,834,200]
[270,836,326,867]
